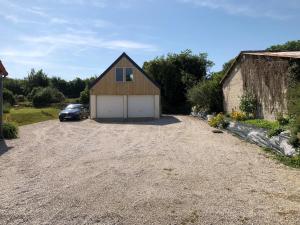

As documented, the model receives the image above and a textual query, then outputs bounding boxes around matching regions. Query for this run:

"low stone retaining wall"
[191,113,298,157]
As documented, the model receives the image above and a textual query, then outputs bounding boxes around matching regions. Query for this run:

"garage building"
[89,53,161,119]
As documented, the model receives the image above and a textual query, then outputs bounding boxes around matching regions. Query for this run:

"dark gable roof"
[89,52,160,90]
[220,50,300,85]
[0,60,8,76]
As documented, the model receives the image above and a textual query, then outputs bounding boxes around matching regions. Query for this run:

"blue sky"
[0,0,299,80]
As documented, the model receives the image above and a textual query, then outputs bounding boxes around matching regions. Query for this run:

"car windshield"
[65,104,82,110]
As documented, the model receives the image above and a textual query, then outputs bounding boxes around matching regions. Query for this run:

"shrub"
[3,122,18,139]
[3,103,11,114]
[27,87,43,100]
[267,127,284,138]
[231,111,247,121]
[276,113,289,126]
[239,91,257,117]
[16,95,26,102]
[208,113,229,129]
[79,88,89,104]
[3,88,16,106]
[32,87,65,107]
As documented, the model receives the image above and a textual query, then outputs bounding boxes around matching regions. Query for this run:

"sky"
[0,0,299,80]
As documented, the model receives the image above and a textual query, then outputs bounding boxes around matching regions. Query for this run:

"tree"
[3,88,16,106]
[266,40,300,51]
[50,76,68,95]
[143,50,213,113]
[187,72,223,113]
[32,87,65,107]
[26,69,49,92]
[66,77,86,98]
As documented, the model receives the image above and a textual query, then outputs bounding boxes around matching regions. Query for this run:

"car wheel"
[59,118,64,122]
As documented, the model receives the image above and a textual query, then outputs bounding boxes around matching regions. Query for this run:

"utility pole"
[0,61,8,139]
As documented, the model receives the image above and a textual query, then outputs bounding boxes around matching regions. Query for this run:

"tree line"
[3,40,300,112]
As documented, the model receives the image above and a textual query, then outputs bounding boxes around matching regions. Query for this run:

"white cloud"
[179,0,294,20]
[20,34,158,51]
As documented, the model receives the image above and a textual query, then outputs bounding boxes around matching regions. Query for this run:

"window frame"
[115,67,124,82]
[125,67,134,82]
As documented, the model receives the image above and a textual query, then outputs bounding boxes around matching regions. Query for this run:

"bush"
[267,127,284,138]
[16,95,26,102]
[208,113,229,128]
[276,113,289,126]
[3,103,11,114]
[187,72,223,113]
[231,111,247,121]
[3,122,18,139]
[79,88,89,104]
[239,91,257,117]
[27,87,43,101]
[3,88,16,106]
[32,87,65,107]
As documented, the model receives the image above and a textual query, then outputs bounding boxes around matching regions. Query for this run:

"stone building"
[221,51,300,120]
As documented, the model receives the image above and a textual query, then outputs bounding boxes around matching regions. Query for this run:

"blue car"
[59,104,89,121]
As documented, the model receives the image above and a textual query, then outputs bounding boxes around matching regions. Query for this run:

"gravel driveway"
[0,116,299,225]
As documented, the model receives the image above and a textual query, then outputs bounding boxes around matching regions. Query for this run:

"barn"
[89,53,161,120]
[221,51,300,120]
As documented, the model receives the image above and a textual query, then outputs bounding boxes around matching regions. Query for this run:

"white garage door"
[97,95,124,118]
[128,95,155,118]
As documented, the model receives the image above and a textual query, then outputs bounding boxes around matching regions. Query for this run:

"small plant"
[276,113,289,126]
[239,91,257,118]
[3,103,11,114]
[267,127,284,138]
[208,113,229,128]
[2,122,18,139]
[231,111,247,121]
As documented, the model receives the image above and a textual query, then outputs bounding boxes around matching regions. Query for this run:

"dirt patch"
[0,116,300,224]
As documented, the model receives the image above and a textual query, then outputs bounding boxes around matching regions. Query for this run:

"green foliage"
[239,91,257,117]
[275,113,289,126]
[3,88,16,106]
[32,87,65,107]
[289,135,299,148]
[2,122,18,139]
[187,72,223,113]
[16,95,26,102]
[267,127,284,138]
[208,113,229,129]
[287,61,300,146]
[267,40,300,51]
[27,87,43,101]
[3,102,11,113]
[26,69,49,91]
[262,148,300,168]
[4,107,60,126]
[243,119,280,130]
[143,49,213,113]
[3,78,27,96]
[79,87,89,104]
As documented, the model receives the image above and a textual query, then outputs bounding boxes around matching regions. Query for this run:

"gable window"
[126,68,134,81]
[116,68,124,82]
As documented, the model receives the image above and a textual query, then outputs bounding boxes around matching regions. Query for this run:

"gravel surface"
[0,115,299,225]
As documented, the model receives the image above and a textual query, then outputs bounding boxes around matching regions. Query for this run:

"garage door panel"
[97,95,124,118]
[128,95,154,118]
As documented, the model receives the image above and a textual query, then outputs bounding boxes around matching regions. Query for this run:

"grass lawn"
[4,107,60,126]
[242,119,280,130]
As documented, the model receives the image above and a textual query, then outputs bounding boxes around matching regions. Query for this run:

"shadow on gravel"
[0,140,14,156]
[94,115,181,126]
